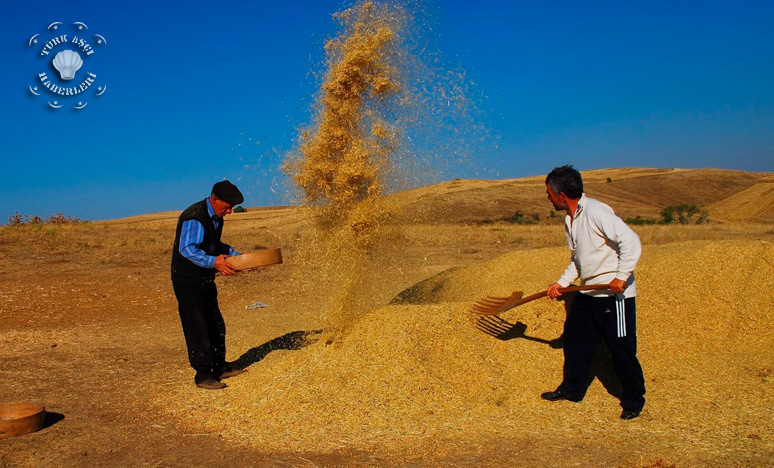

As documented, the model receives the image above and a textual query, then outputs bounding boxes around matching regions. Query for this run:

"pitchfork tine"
[473,307,500,316]
[473,301,499,310]
[476,298,505,306]
[487,295,512,302]
[477,298,506,307]
[486,295,511,301]
[472,304,499,313]
[473,298,517,314]
[474,306,501,314]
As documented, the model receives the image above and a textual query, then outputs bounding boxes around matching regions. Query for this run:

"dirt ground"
[1,200,772,467]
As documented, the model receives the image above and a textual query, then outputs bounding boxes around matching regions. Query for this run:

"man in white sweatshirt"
[541,165,646,420]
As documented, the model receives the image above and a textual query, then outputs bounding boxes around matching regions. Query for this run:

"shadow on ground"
[42,411,65,431]
[472,294,624,401]
[232,330,322,370]
[475,316,564,348]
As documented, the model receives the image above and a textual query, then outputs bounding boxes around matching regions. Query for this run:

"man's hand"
[214,254,237,276]
[547,282,564,299]
[608,278,627,294]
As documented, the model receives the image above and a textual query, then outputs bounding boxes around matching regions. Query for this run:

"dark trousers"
[172,281,227,383]
[559,293,646,411]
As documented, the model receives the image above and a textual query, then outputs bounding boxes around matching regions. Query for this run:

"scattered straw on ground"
[155,239,774,466]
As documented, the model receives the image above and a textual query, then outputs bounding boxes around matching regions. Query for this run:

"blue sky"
[2,0,773,222]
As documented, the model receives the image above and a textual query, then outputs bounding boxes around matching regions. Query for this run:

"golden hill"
[388,168,774,224]
[108,168,773,226]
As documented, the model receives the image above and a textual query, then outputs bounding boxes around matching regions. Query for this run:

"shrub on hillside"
[45,213,85,224]
[661,204,709,225]
[6,212,86,226]
[626,216,658,225]
[499,210,538,225]
[476,210,541,226]
[7,212,24,226]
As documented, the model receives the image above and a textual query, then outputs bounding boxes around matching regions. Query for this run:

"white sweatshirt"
[556,194,642,298]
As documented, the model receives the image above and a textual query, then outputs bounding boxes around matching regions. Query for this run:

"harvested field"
[1,169,774,467]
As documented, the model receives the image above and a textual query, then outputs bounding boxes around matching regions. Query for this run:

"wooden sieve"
[225,248,283,271]
[0,402,46,438]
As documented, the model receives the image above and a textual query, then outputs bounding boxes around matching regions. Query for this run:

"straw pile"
[159,239,774,465]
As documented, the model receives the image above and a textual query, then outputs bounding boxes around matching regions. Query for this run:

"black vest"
[171,199,227,286]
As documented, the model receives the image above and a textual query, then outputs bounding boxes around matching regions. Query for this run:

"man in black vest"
[171,180,248,390]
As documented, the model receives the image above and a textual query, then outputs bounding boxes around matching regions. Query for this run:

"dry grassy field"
[1,168,773,467]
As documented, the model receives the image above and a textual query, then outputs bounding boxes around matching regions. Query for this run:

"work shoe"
[540,389,580,402]
[620,409,640,420]
[196,379,227,390]
[219,368,248,380]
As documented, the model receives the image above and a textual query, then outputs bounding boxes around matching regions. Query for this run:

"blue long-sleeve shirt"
[178,198,240,268]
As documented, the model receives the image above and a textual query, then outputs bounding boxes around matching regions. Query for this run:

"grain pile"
[159,239,774,466]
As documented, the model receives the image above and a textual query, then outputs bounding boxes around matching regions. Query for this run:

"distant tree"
[661,207,675,224]
[233,205,247,213]
[661,204,707,225]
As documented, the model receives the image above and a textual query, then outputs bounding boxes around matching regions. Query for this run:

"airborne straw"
[283,1,410,337]
[282,1,488,338]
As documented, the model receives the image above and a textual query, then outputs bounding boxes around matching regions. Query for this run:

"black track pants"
[559,293,646,411]
[172,281,226,383]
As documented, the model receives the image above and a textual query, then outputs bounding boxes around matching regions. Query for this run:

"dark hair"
[545,165,583,199]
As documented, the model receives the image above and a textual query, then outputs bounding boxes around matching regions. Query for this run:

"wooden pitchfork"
[471,284,610,316]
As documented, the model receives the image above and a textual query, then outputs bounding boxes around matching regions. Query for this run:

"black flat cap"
[212,180,244,206]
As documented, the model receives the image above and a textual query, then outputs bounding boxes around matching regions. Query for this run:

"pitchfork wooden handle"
[522,284,611,304]
[471,284,613,316]
[503,284,613,311]
[558,284,611,294]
